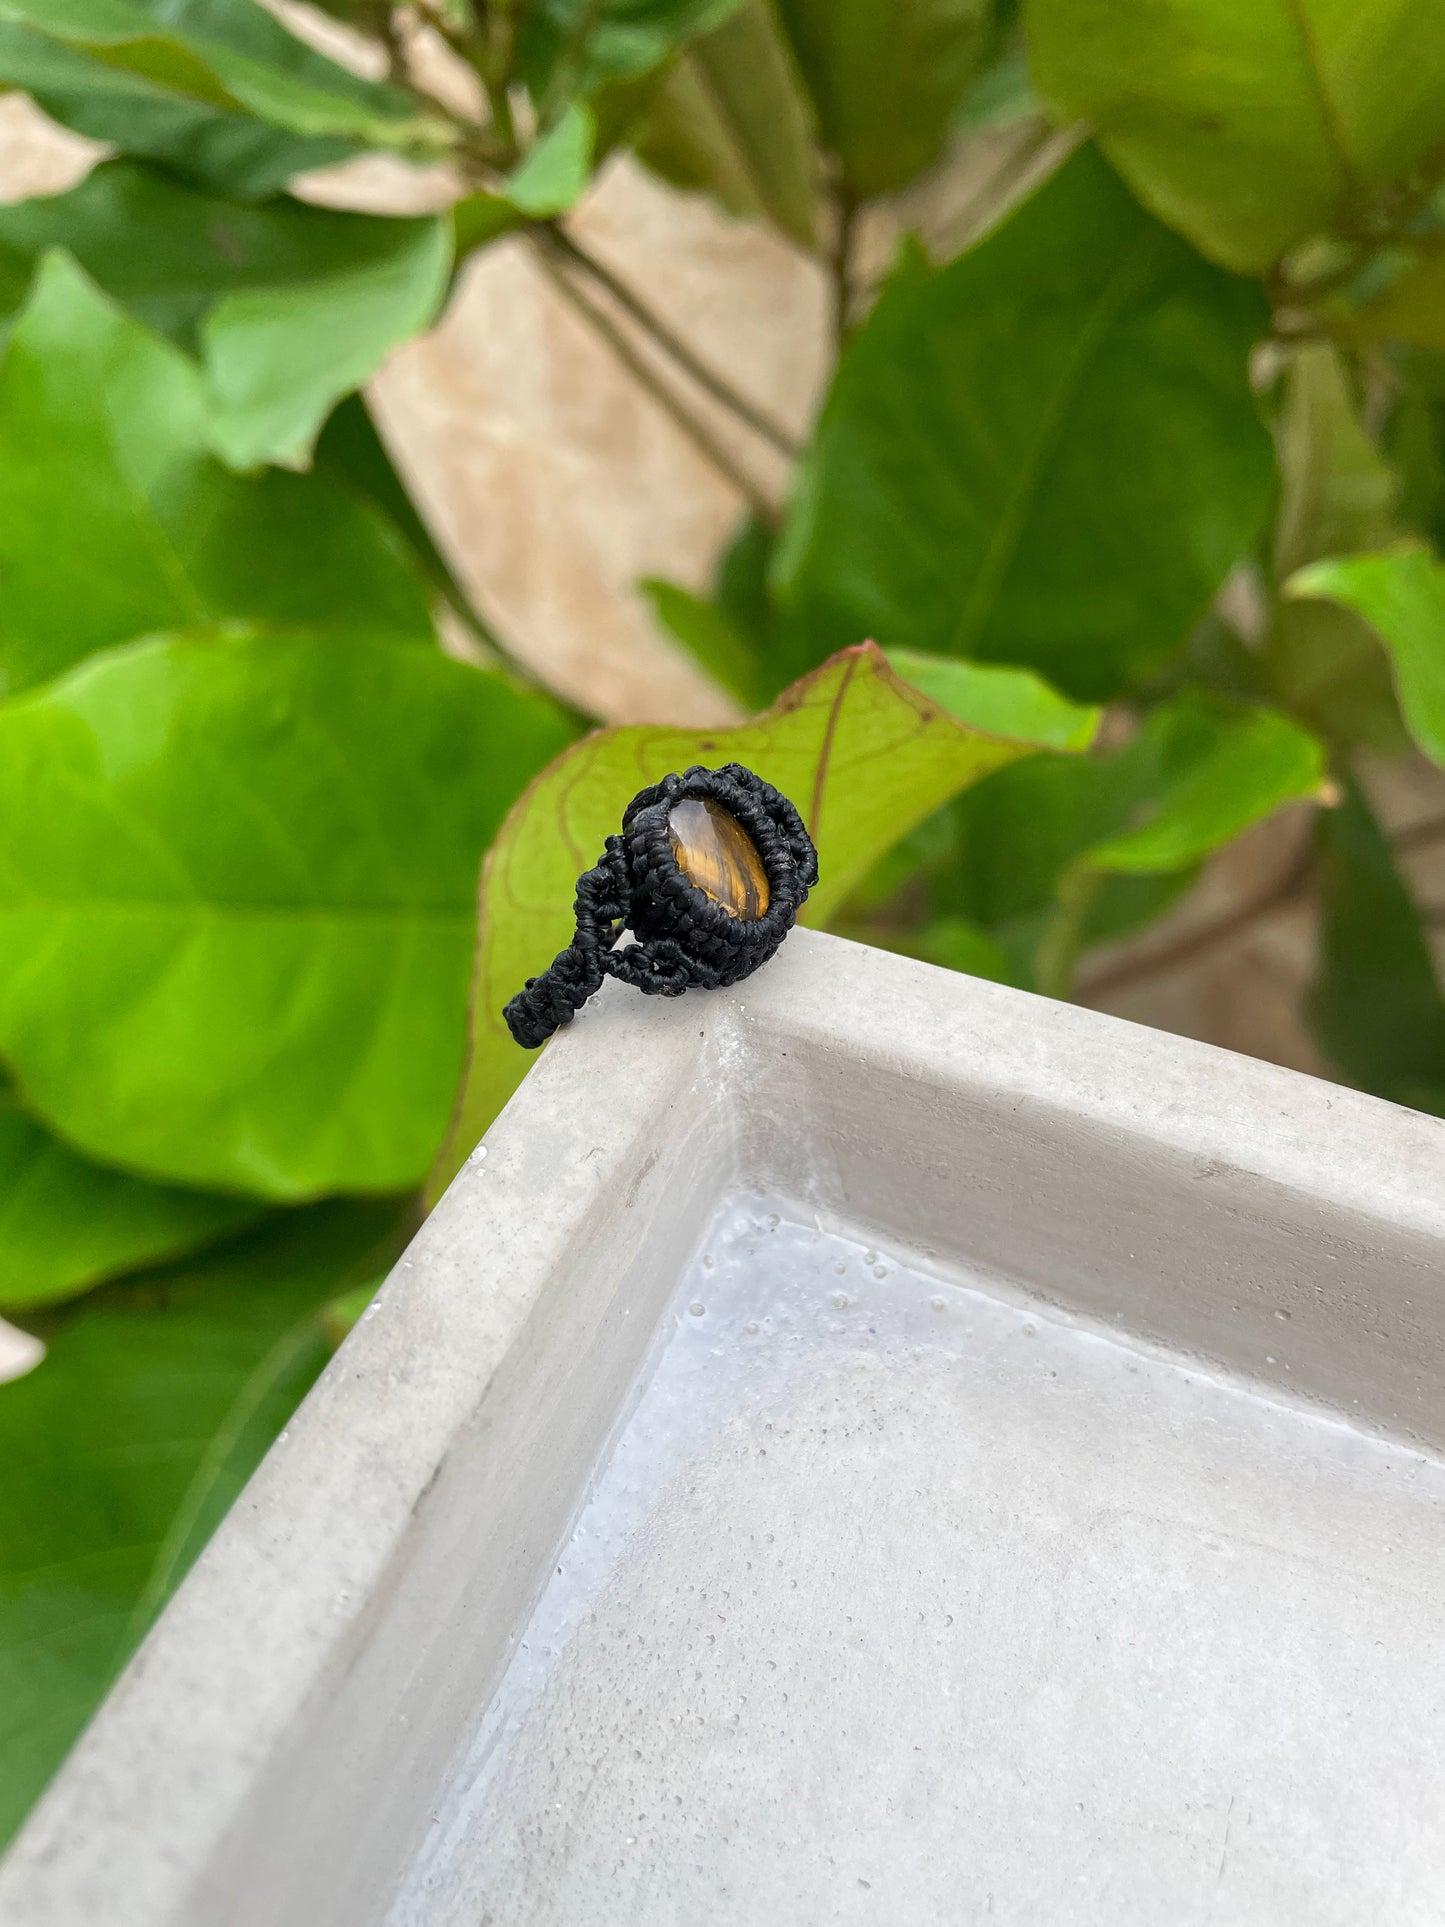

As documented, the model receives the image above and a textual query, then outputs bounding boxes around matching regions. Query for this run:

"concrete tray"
[3,929,1444,1926]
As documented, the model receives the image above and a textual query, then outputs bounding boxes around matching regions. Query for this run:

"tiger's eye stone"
[667,796,769,920]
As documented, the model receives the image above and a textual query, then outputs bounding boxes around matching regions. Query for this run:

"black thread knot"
[503,764,817,1049]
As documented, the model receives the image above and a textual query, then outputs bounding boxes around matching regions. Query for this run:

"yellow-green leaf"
[507,102,596,217]
[1286,544,1445,768]
[431,641,1040,1192]
[1026,0,1445,272]
[0,631,578,1199]
[0,0,449,155]
[635,0,819,248]
[1356,251,1445,353]
[0,252,436,695]
[775,0,990,199]
[1084,703,1325,874]
[1266,344,1406,753]
[886,649,1102,750]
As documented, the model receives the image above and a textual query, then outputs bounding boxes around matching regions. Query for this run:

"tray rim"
[3,928,1443,1925]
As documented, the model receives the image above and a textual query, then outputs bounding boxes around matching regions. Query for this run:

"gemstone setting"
[667,796,769,920]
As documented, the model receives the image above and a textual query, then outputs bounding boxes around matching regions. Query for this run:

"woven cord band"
[503,764,817,1049]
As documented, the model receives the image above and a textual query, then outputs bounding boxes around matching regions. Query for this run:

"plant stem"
[1394,807,1445,854]
[1036,864,1104,1001]
[1076,843,1316,1002]
[394,1,517,161]
[473,4,519,158]
[1269,136,1445,319]
[540,0,604,125]
[1077,806,1445,1000]
[543,226,802,460]
[380,32,799,473]
[377,6,411,87]
[532,245,781,527]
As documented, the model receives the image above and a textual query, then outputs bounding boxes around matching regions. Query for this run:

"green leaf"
[1286,545,1445,768]
[313,392,493,643]
[954,42,1039,133]
[833,910,1021,985]
[0,19,353,198]
[642,519,819,712]
[0,0,448,156]
[640,577,773,709]
[1308,781,1445,1115]
[450,191,532,258]
[1079,867,1200,951]
[1272,345,1398,583]
[916,915,1018,983]
[0,163,452,470]
[0,253,436,695]
[1386,352,1445,557]
[886,649,1101,750]
[0,1198,405,1850]
[939,755,1148,937]
[507,101,596,217]
[1083,702,1324,873]
[0,631,578,1199]
[0,1096,260,1312]
[1266,343,1406,754]
[772,144,1274,701]
[715,514,778,648]
[431,641,1042,1193]
[1364,252,1445,358]
[657,514,805,704]
[927,691,1322,989]
[634,0,819,248]
[1356,252,1445,355]
[0,158,409,350]
[1025,0,1445,272]
[1141,605,1273,707]
[202,218,450,471]
[522,0,745,99]
[775,0,990,198]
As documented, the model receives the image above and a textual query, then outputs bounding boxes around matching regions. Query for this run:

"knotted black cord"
[503,763,818,1049]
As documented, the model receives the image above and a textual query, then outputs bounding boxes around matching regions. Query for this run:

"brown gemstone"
[667,796,769,920]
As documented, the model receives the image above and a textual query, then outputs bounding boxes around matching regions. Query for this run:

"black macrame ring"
[504,763,818,1049]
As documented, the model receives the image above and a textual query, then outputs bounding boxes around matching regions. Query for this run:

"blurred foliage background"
[2,0,1445,1849]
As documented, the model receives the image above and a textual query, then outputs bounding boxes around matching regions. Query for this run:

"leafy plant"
[1,0,1444,1848]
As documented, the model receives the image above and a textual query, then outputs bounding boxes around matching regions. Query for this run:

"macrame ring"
[503,762,818,1050]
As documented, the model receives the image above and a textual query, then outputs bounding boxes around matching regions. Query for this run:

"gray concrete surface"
[2,930,1443,1925]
